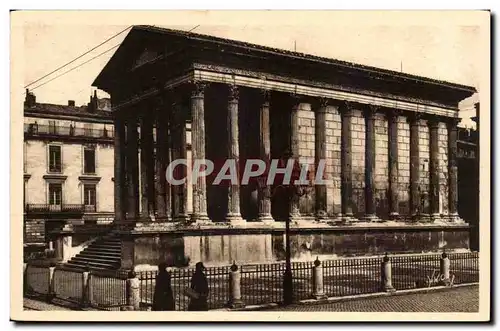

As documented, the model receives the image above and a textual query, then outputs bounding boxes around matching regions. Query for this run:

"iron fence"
[24,252,479,310]
[24,123,114,139]
[25,265,50,297]
[52,267,84,305]
[323,257,381,297]
[88,270,128,310]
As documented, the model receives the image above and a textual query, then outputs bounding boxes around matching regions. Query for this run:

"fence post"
[381,253,396,292]
[228,262,245,309]
[81,269,90,308]
[440,252,451,286]
[23,263,28,296]
[312,257,327,300]
[125,271,140,311]
[47,266,56,302]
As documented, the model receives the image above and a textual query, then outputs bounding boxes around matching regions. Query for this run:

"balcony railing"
[24,124,114,139]
[25,204,96,214]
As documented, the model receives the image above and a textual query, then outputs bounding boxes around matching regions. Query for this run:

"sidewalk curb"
[212,282,479,312]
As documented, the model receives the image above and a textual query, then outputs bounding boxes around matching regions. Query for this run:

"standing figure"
[152,263,175,311]
[187,262,209,311]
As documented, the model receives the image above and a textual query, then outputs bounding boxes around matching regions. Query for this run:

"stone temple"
[88,25,476,270]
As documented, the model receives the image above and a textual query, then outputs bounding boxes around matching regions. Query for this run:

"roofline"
[129,25,476,94]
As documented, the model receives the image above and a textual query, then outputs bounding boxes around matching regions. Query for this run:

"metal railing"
[25,204,95,213]
[24,252,479,311]
[24,123,114,139]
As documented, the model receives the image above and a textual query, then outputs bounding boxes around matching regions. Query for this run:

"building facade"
[89,26,476,269]
[23,90,115,252]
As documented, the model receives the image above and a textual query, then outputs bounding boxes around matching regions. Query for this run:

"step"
[83,246,121,253]
[66,260,119,269]
[91,244,122,249]
[77,251,121,259]
[72,255,120,264]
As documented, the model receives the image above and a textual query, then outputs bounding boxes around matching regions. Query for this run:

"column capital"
[338,100,355,117]
[364,104,379,118]
[427,116,441,129]
[258,89,271,104]
[311,97,330,111]
[388,108,403,119]
[228,84,239,102]
[188,80,209,98]
[407,111,424,124]
[446,116,461,129]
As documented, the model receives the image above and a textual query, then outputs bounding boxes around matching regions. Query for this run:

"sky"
[18,11,484,127]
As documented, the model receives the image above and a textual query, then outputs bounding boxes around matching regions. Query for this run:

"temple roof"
[93,25,476,104]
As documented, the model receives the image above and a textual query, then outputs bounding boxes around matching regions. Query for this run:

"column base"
[257,214,274,224]
[290,213,302,223]
[363,214,381,222]
[389,212,400,220]
[411,214,432,223]
[315,210,328,221]
[226,215,246,226]
[191,213,210,225]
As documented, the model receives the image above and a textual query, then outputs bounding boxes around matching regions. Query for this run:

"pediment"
[132,48,160,70]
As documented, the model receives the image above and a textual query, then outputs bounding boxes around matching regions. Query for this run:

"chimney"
[24,89,36,107]
[68,100,75,107]
[87,91,98,113]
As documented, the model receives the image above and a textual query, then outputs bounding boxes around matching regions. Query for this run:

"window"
[48,120,57,134]
[83,147,96,174]
[48,183,62,205]
[48,145,62,173]
[83,184,96,209]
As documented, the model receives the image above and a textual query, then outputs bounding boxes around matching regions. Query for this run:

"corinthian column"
[363,105,379,221]
[340,101,354,221]
[313,98,328,220]
[409,113,421,220]
[171,102,189,222]
[429,117,441,221]
[447,117,460,222]
[190,81,209,223]
[225,85,244,225]
[257,89,273,223]
[289,94,301,222]
[140,113,154,219]
[113,114,126,224]
[388,109,400,219]
[126,115,140,222]
[155,96,172,221]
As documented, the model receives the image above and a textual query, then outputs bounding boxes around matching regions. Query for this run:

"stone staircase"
[65,234,121,271]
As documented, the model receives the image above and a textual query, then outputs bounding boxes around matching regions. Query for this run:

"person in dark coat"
[152,263,175,311]
[187,262,209,311]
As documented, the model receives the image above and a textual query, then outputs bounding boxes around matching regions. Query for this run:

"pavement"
[263,285,479,312]
[24,285,479,313]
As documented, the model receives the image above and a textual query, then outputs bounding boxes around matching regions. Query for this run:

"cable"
[29,44,120,92]
[24,25,132,89]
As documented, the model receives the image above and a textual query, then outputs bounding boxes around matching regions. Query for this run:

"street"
[265,285,479,312]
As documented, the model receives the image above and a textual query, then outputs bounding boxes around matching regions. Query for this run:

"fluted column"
[257,89,273,223]
[225,85,244,225]
[429,117,441,220]
[409,113,421,220]
[190,81,209,222]
[171,102,189,221]
[313,98,328,220]
[289,94,301,221]
[447,118,460,221]
[126,116,140,221]
[155,101,172,221]
[140,113,154,219]
[340,101,354,220]
[113,115,126,223]
[364,105,379,221]
[388,109,400,219]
